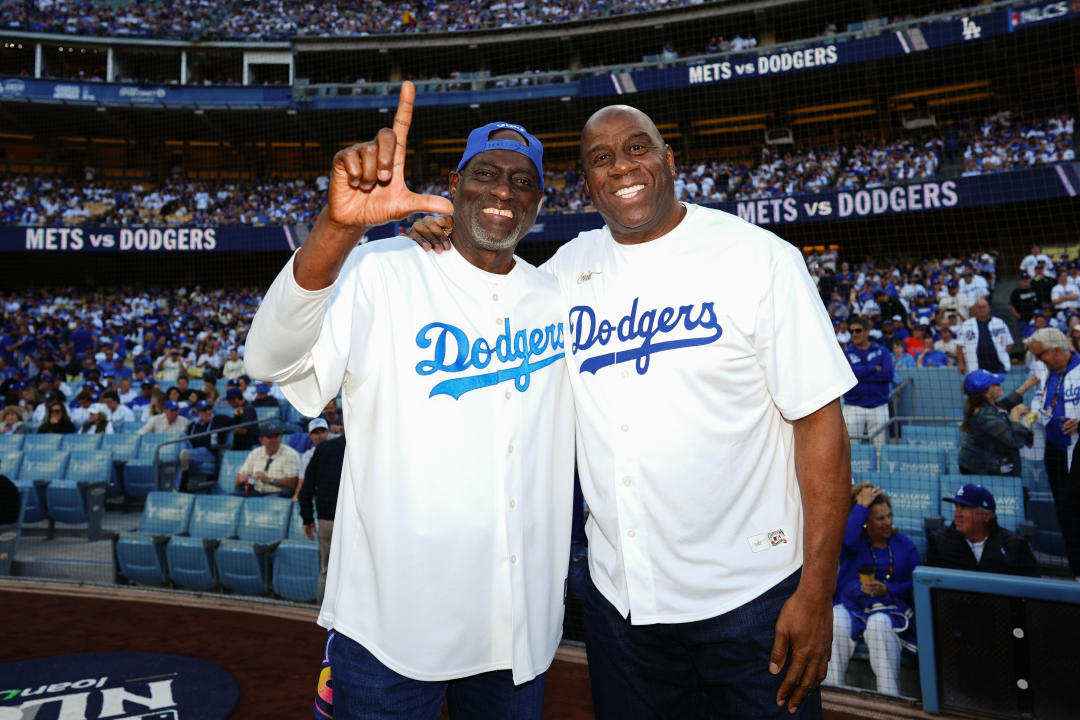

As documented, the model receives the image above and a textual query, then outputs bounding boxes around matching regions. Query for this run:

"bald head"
[580,104,684,245]
[582,105,665,162]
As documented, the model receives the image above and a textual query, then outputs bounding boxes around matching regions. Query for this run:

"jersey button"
[509,499,516,509]
[621,424,629,432]
[492,293,499,301]
[505,391,512,400]
[623,477,632,486]
[627,530,636,538]
[510,554,518,564]
[507,444,515,454]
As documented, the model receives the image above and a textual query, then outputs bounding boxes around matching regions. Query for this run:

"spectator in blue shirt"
[915,338,950,367]
[843,316,895,449]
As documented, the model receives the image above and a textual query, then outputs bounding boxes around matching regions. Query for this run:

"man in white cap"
[297,417,330,483]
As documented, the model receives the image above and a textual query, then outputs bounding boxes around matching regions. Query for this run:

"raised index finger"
[392,80,416,169]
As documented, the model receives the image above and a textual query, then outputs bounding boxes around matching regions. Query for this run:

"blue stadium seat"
[215,449,251,495]
[122,433,182,499]
[940,475,1028,534]
[899,424,961,447]
[61,434,104,453]
[24,434,63,454]
[254,405,281,423]
[0,452,21,481]
[880,445,947,475]
[114,491,196,586]
[16,451,71,524]
[104,433,141,498]
[215,495,292,595]
[855,471,941,558]
[273,503,320,602]
[44,450,112,541]
[0,435,25,454]
[850,444,878,473]
[0,486,28,575]
[1027,489,1065,557]
[165,494,244,591]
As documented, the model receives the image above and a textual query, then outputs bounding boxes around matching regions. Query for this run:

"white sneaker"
[179,449,190,471]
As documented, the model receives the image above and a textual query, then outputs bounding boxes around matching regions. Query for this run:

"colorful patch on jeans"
[314,631,334,720]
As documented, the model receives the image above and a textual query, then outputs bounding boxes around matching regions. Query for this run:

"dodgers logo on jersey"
[569,297,723,374]
[415,319,564,399]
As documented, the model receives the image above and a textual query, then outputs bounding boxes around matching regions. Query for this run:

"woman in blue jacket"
[826,482,921,697]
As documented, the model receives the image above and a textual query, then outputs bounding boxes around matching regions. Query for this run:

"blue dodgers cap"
[256,382,270,393]
[943,483,995,512]
[226,387,243,400]
[163,400,180,411]
[456,122,545,190]
[195,400,212,411]
[963,369,1006,395]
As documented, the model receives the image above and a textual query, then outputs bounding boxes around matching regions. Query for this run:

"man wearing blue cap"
[178,399,232,486]
[926,484,1038,576]
[245,82,573,717]
[136,399,189,435]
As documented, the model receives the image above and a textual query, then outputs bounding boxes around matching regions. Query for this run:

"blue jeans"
[186,445,218,475]
[583,568,821,720]
[323,630,546,720]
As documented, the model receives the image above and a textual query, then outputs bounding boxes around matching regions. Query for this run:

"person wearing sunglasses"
[842,316,893,449]
[38,403,75,434]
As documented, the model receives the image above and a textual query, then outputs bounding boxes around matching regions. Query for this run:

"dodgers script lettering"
[570,298,723,374]
[415,319,565,399]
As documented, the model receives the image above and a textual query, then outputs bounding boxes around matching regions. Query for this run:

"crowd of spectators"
[835,136,942,191]
[806,246,1080,366]
[960,111,1075,176]
[0,113,1072,227]
[0,285,264,431]
[2,0,706,41]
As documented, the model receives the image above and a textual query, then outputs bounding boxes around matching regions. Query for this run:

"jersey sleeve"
[755,243,857,420]
[244,248,376,417]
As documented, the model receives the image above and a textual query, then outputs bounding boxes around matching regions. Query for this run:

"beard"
[469,214,524,252]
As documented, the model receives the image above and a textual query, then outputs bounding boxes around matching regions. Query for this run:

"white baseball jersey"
[958,316,1013,372]
[245,238,574,684]
[1051,281,1080,312]
[542,203,856,624]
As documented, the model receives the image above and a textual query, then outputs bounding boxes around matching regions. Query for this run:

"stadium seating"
[1027,489,1065,556]
[215,496,292,595]
[24,434,63,454]
[0,487,28,575]
[880,445,948,475]
[61,434,105,453]
[16,450,71,524]
[114,491,196,586]
[272,503,320,602]
[899,424,961,447]
[122,433,182,499]
[0,435,25,454]
[215,449,251,495]
[104,433,142,498]
[850,444,878,473]
[165,494,244,591]
[254,406,281,423]
[44,450,112,541]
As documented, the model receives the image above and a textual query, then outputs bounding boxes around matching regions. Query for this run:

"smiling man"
[546,105,856,719]
[410,103,857,718]
[244,84,574,719]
